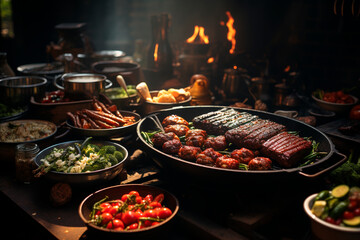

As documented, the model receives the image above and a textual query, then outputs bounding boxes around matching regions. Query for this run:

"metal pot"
[137,106,346,186]
[92,61,142,86]
[55,73,112,100]
[0,76,47,107]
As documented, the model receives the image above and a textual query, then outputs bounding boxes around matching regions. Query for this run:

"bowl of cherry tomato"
[304,185,360,240]
[79,184,179,239]
[312,90,358,115]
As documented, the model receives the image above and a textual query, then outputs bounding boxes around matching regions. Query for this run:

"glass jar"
[15,143,40,184]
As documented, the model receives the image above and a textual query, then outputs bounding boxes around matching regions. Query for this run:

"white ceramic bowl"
[304,193,360,240]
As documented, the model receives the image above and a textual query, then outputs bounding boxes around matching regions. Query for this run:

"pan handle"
[298,151,347,178]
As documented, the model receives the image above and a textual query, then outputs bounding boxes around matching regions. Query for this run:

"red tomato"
[111,199,122,206]
[101,212,113,225]
[143,220,153,227]
[350,105,360,120]
[343,211,355,219]
[109,205,120,216]
[144,194,153,203]
[129,191,140,197]
[112,219,124,229]
[325,216,335,224]
[121,194,129,202]
[354,208,360,216]
[136,196,143,204]
[121,211,139,226]
[157,207,172,219]
[151,221,160,226]
[114,212,122,219]
[127,222,139,230]
[100,202,112,212]
[149,201,162,209]
[106,221,113,229]
[335,218,343,225]
[143,209,157,218]
[348,200,358,211]
[153,193,164,203]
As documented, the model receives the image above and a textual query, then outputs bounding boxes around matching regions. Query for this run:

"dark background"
[1,0,360,92]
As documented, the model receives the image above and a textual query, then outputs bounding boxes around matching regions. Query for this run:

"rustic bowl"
[304,193,360,240]
[79,184,179,239]
[312,94,358,115]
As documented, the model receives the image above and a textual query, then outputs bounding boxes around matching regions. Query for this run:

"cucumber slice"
[331,185,350,198]
[343,216,360,227]
[328,198,339,210]
[329,201,348,219]
[315,190,330,201]
[311,200,327,217]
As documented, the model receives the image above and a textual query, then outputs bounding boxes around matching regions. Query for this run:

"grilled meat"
[164,124,189,137]
[225,119,286,149]
[185,129,207,139]
[203,135,227,151]
[261,132,312,168]
[162,139,182,154]
[196,148,223,166]
[215,156,240,169]
[151,132,179,148]
[178,145,202,161]
[162,115,189,126]
[231,148,255,164]
[248,157,272,170]
[186,135,205,147]
[192,108,258,135]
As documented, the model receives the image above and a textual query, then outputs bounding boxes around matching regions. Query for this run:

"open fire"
[220,11,236,54]
[186,25,210,44]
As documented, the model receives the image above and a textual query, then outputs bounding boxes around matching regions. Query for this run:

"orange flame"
[186,25,209,44]
[207,57,214,63]
[153,43,159,62]
[225,11,236,54]
[284,65,291,72]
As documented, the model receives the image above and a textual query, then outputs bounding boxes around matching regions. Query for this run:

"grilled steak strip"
[225,119,286,149]
[261,132,312,168]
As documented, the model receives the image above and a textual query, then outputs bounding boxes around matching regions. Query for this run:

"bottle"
[146,13,173,79]
[15,143,40,184]
[0,52,15,79]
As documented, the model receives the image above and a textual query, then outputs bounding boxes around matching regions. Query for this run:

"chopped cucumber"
[331,185,350,198]
[329,201,348,219]
[315,190,330,201]
[328,198,339,210]
[311,200,327,217]
[343,216,360,227]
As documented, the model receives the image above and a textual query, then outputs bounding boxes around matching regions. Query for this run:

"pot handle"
[297,151,347,178]
[54,75,64,90]
[105,79,113,89]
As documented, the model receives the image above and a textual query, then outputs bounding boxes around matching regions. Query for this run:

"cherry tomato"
[151,221,160,226]
[136,196,143,204]
[121,211,139,226]
[114,212,122,219]
[106,221,113,229]
[343,211,355,219]
[143,209,157,218]
[335,218,343,225]
[112,219,124,230]
[99,202,112,209]
[144,194,153,203]
[157,207,172,219]
[149,201,162,209]
[121,194,129,202]
[127,222,139,230]
[129,191,140,197]
[350,105,360,120]
[325,216,335,224]
[111,199,122,206]
[354,208,360,216]
[101,212,113,225]
[153,193,164,203]
[109,205,120,216]
[348,200,358,211]
[143,220,153,227]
